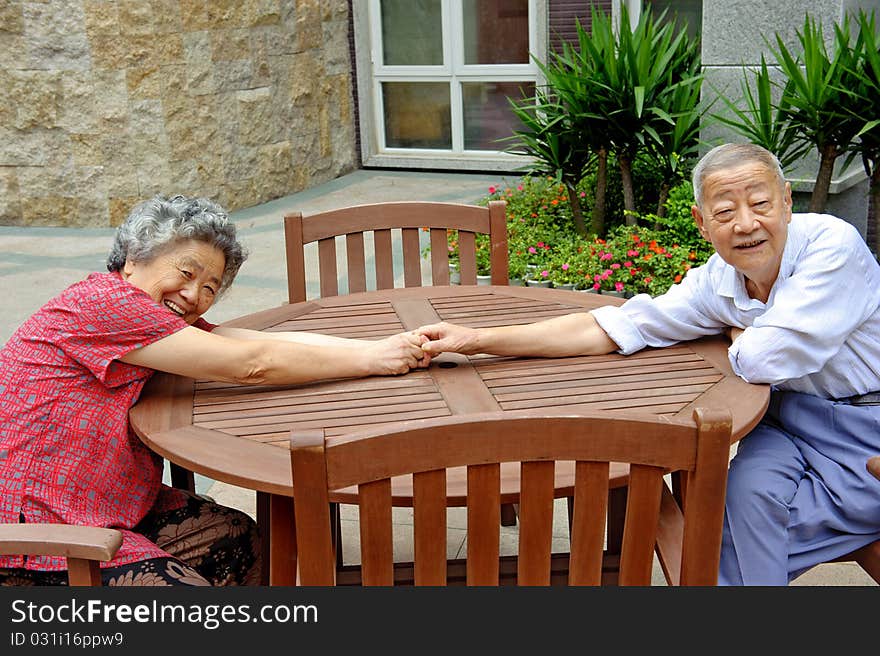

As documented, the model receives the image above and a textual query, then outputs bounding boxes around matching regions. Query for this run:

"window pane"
[383,82,451,149]
[647,0,702,40]
[381,0,443,65]
[462,81,534,151]
[463,0,529,65]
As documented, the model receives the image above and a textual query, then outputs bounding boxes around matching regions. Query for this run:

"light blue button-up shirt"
[591,213,880,399]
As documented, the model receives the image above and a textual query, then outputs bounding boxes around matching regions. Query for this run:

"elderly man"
[418,143,880,585]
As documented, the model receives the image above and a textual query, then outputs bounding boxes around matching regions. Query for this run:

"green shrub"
[465,174,713,294]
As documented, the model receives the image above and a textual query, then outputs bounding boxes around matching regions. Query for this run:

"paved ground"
[0,168,874,585]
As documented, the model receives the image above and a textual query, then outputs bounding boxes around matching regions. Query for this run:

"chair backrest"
[283,200,509,303]
[0,524,122,586]
[290,407,732,586]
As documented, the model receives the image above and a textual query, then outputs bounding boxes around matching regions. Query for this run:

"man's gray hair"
[692,143,787,207]
[106,195,248,295]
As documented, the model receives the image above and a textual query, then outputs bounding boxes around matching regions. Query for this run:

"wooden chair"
[0,524,122,586]
[290,408,732,586]
[279,200,513,573]
[283,200,509,303]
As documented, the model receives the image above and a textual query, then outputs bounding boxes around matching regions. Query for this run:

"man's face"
[692,162,792,289]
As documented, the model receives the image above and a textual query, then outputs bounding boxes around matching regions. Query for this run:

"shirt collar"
[715,215,803,310]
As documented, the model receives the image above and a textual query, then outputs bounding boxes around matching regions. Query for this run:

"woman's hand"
[363,331,431,375]
[417,322,480,357]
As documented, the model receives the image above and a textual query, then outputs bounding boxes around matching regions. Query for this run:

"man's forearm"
[475,312,618,357]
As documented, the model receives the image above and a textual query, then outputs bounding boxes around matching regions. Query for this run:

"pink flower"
[594,274,601,282]
[561,263,569,271]
[488,186,496,194]
[517,185,524,191]
[592,282,601,290]
[540,270,549,278]
[601,271,611,280]
[580,192,586,198]
[627,249,639,257]
[528,246,537,254]
[536,242,545,248]
[610,263,621,270]
[623,261,633,267]
[600,252,613,261]
[615,282,624,292]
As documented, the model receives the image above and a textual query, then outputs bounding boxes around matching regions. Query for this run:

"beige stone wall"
[0,0,357,227]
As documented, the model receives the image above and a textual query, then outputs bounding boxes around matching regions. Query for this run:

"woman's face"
[122,239,226,324]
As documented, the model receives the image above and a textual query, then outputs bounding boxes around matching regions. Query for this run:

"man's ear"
[692,205,710,241]
[783,182,793,223]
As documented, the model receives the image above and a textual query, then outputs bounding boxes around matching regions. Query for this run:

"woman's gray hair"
[106,194,248,295]
[692,143,787,207]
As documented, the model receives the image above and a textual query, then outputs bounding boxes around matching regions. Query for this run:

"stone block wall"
[0,0,357,227]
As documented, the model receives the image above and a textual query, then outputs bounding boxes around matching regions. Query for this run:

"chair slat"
[618,464,665,585]
[458,231,477,285]
[413,468,448,585]
[430,228,450,285]
[283,213,307,303]
[517,460,555,585]
[488,200,509,284]
[345,232,367,294]
[568,460,610,585]
[359,478,394,585]
[401,228,422,287]
[317,237,339,298]
[373,229,394,289]
[466,463,501,585]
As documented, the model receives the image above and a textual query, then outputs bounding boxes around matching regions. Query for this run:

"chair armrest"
[0,524,123,563]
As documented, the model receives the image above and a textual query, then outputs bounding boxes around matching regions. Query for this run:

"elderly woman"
[0,194,429,586]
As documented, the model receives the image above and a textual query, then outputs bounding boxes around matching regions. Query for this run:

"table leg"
[257,491,270,585]
[500,503,518,526]
[268,493,297,586]
[605,486,627,556]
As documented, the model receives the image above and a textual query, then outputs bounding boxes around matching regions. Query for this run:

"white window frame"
[353,0,547,171]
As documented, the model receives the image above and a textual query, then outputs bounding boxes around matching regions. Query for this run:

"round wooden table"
[130,285,770,583]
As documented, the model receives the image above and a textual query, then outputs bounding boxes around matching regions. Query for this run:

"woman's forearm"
[213,326,367,347]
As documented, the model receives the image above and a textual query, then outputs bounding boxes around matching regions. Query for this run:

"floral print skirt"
[0,490,261,586]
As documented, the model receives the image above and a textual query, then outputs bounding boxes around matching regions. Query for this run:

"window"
[354,0,544,171]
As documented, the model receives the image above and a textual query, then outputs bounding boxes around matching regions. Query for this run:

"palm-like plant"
[845,10,880,253]
[772,14,866,212]
[506,82,593,236]
[712,54,811,172]
[591,4,701,224]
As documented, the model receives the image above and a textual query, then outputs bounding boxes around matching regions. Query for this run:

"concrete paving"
[0,168,874,585]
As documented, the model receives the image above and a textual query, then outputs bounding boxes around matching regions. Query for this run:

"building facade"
[2,0,878,229]
[0,0,357,227]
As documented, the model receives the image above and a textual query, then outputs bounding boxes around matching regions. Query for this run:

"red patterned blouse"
[0,272,215,570]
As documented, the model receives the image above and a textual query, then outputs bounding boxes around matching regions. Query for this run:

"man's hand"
[725,326,745,342]
[363,331,431,375]
[417,321,480,357]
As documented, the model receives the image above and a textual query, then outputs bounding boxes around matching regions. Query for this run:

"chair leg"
[330,502,344,569]
[832,540,880,584]
[257,491,270,585]
[67,558,102,586]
